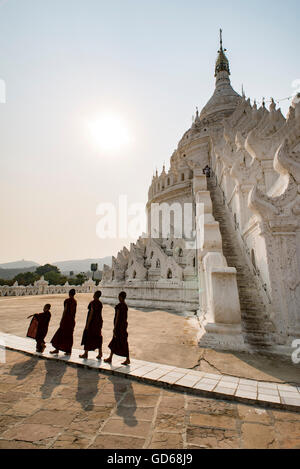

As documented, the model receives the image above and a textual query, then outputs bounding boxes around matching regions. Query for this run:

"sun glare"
[86,113,132,153]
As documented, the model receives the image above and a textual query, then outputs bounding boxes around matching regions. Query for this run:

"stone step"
[207,177,272,349]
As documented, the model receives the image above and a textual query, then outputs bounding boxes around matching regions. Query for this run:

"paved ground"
[0,294,299,384]
[0,350,299,449]
[0,294,200,369]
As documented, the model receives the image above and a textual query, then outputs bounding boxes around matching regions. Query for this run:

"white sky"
[0,0,299,264]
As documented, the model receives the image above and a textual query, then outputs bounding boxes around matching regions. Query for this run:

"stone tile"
[204,373,222,380]
[258,394,280,404]
[272,410,300,421]
[5,398,42,416]
[101,417,151,438]
[159,373,186,384]
[279,391,300,398]
[200,377,220,385]
[0,440,38,449]
[277,384,299,392]
[281,397,300,407]
[51,432,91,449]
[235,390,257,400]
[186,426,239,449]
[0,415,21,434]
[241,423,276,449]
[239,379,258,387]
[273,420,300,449]
[220,376,239,383]
[189,412,236,430]
[186,397,237,417]
[237,384,258,393]
[175,376,201,387]
[90,434,145,449]
[114,364,142,374]
[193,382,216,392]
[131,366,159,377]
[149,432,183,449]
[185,371,205,378]
[238,405,271,424]
[155,413,185,432]
[257,387,279,397]
[158,394,185,413]
[2,423,60,442]
[122,393,159,408]
[143,369,170,380]
[74,406,112,423]
[24,409,77,426]
[218,380,238,389]
[257,382,278,389]
[214,386,235,395]
[92,393,122,407]
[114,406,154,421]
[130,382,161,395]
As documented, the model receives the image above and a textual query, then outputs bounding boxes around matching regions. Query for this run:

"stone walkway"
[1,349,300,449]
[1,332,300,412]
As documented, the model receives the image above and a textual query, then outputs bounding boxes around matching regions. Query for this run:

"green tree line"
[0,264,91,286]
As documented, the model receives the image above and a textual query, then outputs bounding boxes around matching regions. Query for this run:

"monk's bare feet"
[50,349,59,354]
[121,359,130,365]
[79,353,88,359]
[104,357,112,364]
[96,354,102,360]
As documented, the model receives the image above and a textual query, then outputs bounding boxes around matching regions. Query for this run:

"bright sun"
[86,112,132,153]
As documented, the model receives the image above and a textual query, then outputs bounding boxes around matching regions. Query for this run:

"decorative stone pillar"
[193,170,245,351]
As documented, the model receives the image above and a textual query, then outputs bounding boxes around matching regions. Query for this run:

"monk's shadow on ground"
[40,357,68,399]
[109,376,138,427]
[76,366,100,411]
[10,355,38,381]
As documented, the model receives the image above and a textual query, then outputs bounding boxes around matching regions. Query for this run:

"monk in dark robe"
[50,289,77,356]
[104,291,130,365]
[27,303,51,353]
[79,290,103,360]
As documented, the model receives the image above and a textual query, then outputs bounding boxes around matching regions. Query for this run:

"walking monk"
[27,303,51,353]
[50,289,77,356]
[79,290,103,360]
[104,291,130,365]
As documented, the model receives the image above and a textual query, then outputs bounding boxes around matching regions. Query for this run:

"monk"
[27,303,51,353]
[50,288,77,356]
[104,291,130,365]
[79,290,103,360]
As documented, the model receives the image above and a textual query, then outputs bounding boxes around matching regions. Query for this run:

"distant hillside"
[0,260,40,269]
[0,257,112,280]
[0,266,38,280]
[53,257,112,274]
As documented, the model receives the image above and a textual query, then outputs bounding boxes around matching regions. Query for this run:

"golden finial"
[215,28,230,76]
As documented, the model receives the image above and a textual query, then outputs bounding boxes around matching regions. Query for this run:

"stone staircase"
[207,176,275,349]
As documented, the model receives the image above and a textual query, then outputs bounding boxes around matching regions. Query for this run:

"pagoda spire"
[215,28,230,77]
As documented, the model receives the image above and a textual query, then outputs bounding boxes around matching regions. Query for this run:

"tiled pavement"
[1,332,300,412]
[0,349,300,448]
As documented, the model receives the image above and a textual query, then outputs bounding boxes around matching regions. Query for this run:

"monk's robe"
[27,311,51,352]
[108,302,129,357]
[81,299,103,351]
[51,297,77,353]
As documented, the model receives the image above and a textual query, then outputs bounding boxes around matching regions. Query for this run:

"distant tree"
[44,271,67,286]
[36,264,60,276]
[12,272,39,286]
[68,273,88,286]
[0,278,13,286]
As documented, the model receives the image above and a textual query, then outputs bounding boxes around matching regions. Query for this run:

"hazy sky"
[0,0,299,264]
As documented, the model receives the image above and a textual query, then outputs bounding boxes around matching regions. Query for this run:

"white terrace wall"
[210,97,300,348]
